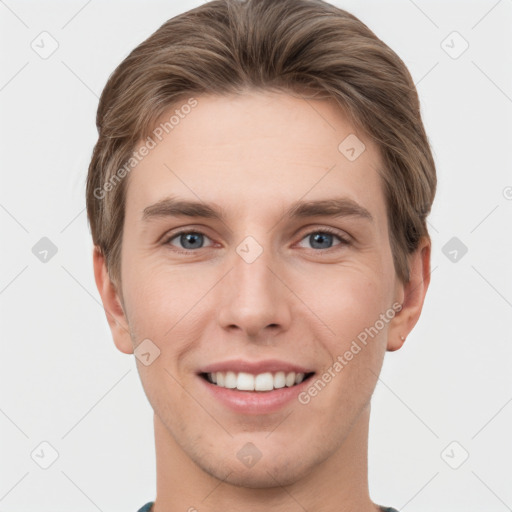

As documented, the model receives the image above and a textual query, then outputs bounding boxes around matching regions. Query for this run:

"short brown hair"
[86,0,436,286]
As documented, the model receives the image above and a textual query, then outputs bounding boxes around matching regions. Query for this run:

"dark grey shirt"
[137,501,399,511]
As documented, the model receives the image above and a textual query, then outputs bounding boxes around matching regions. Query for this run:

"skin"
[94,90,431,512]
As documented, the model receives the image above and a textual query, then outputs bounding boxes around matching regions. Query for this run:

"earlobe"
[387,238,431,352]
[92,247,134,355]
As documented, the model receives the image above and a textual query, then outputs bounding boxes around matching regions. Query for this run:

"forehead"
[124,91,386,223]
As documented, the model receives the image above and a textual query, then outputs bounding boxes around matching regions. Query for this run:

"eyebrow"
[142,195,373,223]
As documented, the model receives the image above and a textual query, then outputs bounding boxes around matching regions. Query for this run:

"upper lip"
[198,359,314,375]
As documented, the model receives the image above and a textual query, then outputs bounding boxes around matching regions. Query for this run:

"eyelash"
[162,227,351,253]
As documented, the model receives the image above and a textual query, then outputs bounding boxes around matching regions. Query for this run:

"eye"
[162,228,349,253]
[297,229,349,250]
[165,230,214,251]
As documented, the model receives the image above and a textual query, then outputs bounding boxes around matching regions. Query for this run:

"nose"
[216,244,292,341]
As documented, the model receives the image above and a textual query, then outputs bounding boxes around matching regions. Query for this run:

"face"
[105,90,411,487]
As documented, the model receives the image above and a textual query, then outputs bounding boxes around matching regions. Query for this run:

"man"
[87,1,436,510]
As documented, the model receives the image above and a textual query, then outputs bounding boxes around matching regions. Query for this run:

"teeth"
[225,371,237,389]
[285,372,296,387]
[255,372,274,391]
[274,371,286,389]
[237,372,255,391]
[206,371,308,391]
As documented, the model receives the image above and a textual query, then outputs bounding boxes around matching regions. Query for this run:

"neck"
[152,404,379,512]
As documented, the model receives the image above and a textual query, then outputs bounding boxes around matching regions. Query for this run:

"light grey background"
[1,0,511,510]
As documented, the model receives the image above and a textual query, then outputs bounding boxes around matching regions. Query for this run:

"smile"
[202,371,314,392]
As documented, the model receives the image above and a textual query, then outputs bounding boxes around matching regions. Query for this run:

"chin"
[192,445,318,489]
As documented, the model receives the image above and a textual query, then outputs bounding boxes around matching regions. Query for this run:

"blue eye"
[298,230,348,250]
[163,228,349,253]
[166,231,213,250]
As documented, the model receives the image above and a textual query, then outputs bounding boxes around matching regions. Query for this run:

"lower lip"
[198,375,313,415]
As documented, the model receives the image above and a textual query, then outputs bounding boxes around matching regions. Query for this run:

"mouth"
[197,359,316,414]
[200,370,315,392]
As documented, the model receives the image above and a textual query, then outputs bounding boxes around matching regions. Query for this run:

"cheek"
[121,259,212,363]
[300,266,392,408]
[303,263,394,342]
[297,270,391,425]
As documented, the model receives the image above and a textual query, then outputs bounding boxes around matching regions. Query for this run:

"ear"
[93,247,134,354]
[387,237,431,351]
